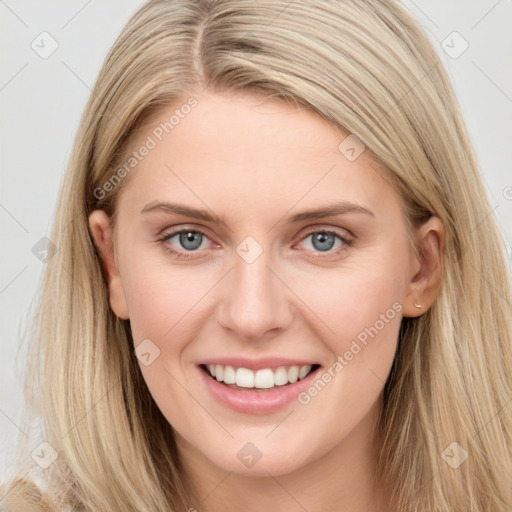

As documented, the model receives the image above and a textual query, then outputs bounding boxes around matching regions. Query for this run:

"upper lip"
[198,357,320,371]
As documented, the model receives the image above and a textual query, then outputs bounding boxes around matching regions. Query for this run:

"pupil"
[180,231,202,250]
[313,233,334,251]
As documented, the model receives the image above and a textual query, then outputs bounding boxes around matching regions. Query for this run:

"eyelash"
[157,226,354,260]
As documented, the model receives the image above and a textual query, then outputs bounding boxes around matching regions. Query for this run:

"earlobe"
[88,210,130,320]
[402,216,445,318]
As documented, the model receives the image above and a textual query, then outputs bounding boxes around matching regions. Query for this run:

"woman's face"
[90,91,438,478]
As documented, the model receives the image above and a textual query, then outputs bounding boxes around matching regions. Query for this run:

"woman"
[2,0,511,510]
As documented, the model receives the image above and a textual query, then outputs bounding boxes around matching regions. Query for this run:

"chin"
[204,436,316,477]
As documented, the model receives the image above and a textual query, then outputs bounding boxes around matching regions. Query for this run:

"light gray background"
[1,0,511,481]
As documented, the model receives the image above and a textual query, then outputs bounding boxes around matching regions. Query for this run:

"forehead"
[115,91,400,222]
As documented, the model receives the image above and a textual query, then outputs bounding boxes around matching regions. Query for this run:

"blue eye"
[159,229,211,259]
[306,231,337,251]
[157,227,353,260]
[171,231,204,251]
[299,230,353,254]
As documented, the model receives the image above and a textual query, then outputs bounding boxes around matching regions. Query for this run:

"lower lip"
[198,365,320,415]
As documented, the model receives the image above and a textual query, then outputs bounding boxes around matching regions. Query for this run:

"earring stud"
[413,298,423,309]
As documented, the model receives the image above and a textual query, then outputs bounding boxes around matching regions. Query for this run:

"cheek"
[290,259,404,444]
[285,239,407,413]
[120,252,215,346]
[291,246,407,348]
[121,261,214,420]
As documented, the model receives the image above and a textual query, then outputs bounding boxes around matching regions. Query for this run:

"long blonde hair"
[2,1,511,510]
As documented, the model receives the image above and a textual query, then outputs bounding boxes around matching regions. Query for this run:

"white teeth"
[298,365,311,380]
[223,365,236,384]
[236,367,254,388]
[205,364,314,388]
[274,366,289,386]
[287,366,299,383]
[254,369,274,389]
[215,364,223,381]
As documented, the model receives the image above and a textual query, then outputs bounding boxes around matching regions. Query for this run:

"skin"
[89,91,444,512]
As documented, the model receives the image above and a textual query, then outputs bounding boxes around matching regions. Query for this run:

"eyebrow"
[140,200,375,223]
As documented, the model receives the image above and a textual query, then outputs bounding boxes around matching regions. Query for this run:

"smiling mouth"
[200,363,321,391]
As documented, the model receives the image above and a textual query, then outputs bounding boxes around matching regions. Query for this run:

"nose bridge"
[216,240,293,340]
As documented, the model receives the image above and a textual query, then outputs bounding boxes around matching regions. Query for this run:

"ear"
[88,210,130,319]
[402,216,445,317]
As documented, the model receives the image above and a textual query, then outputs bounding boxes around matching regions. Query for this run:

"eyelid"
[298,224,354,240]
[157,224,214,241]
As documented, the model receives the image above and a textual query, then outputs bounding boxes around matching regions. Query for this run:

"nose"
[216,247,294,341]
